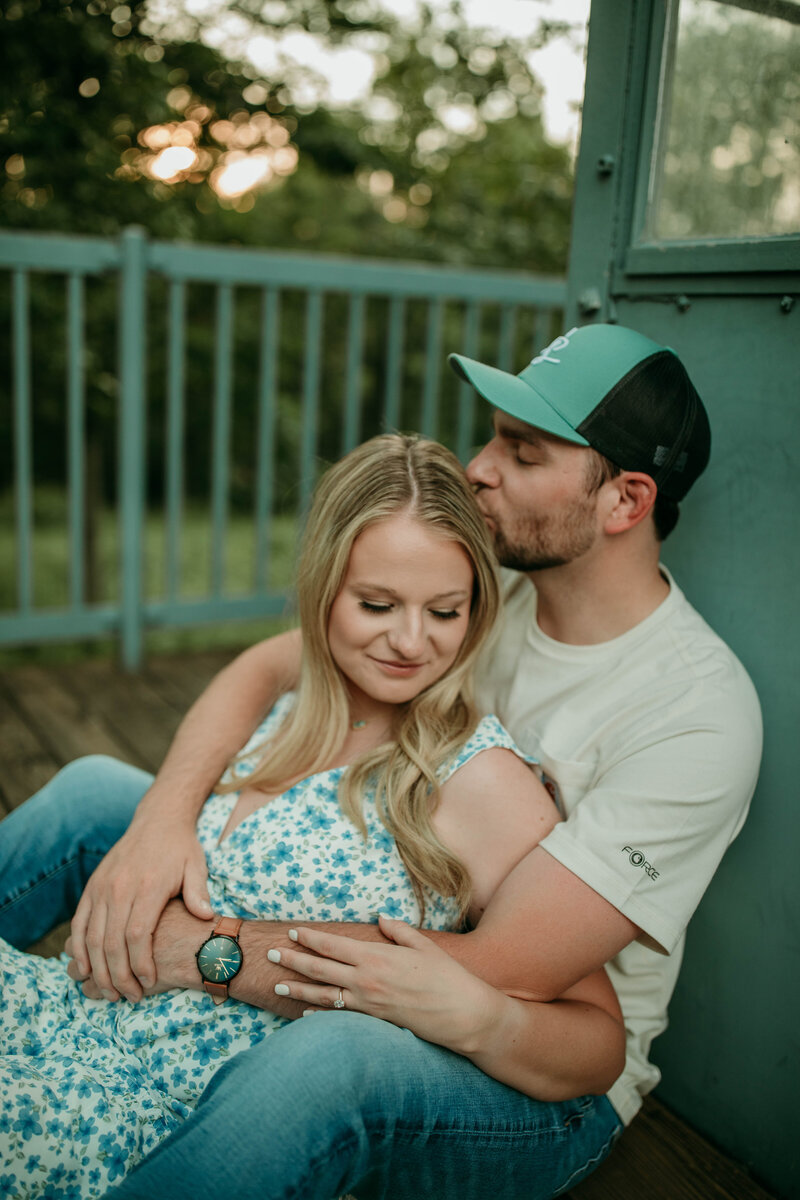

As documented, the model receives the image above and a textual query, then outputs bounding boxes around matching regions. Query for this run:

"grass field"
[0,489,299,667]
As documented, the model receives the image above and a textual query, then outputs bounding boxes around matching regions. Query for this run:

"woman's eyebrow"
[429,590,471,603]
[351,584,470,603]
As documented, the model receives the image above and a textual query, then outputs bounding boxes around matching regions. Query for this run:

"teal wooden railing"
[0,226,565,668]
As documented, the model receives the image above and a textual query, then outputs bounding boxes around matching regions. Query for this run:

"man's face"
[466,412,602,572]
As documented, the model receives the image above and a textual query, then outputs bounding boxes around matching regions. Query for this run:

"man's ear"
[603,473,657,535]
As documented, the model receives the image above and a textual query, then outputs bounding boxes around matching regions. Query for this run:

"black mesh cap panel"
[576,351,711,500]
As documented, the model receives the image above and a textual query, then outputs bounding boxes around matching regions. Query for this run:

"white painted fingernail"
[287,929,298,942]
[274,983,291,996]
[267,949,281,963]
[302,1009,315,1016]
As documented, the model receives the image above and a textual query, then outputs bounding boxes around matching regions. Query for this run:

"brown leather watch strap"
[201,916,244,1005]
[204,980,230,1005]
[214,916,243,939]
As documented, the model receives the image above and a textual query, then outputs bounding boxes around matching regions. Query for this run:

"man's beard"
[490,503,598,573]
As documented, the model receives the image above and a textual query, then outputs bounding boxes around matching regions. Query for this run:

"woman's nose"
[386,613,426,659]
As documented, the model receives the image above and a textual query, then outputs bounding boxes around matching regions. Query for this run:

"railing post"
[12,270,33,613]
[118,226,147,670]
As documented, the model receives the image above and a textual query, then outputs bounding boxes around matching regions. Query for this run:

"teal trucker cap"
[449,324,710,501]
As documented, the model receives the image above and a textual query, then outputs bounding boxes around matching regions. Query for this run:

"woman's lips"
[370,657,425,675]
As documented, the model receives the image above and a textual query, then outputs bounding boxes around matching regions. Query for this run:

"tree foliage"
[1,0,577,270]
[0,0,577,529]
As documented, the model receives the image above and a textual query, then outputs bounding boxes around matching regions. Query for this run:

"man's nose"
[466,441,500,489]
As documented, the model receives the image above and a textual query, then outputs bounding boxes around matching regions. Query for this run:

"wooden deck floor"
[0,651,238,817]
[0,653,778,1200]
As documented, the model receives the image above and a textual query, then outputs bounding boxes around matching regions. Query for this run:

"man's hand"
[69,812,214,1003]
[67,899,338,1020]
[67,899,215,999]
[68,629,304,1004]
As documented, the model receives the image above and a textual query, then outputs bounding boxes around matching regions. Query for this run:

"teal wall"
[567,3,800,1195]
[614,297,799,1196]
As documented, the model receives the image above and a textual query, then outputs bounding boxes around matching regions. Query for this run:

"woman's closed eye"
[358,600,462,621]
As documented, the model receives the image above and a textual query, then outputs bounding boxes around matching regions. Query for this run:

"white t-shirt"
[474,567,762,1125]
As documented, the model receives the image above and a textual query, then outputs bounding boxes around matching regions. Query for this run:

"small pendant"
[352,719,367,729]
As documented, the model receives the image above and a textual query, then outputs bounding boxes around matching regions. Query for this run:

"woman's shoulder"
[438,714,538,786]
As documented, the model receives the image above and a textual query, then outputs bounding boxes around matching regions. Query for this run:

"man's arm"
[70,864,629,1099]
[70,630,302,1003]
[441,845,641,1000]
[81,845,637,1015]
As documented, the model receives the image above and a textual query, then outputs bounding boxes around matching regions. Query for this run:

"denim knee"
[49,755,150,805]
[1,754,152,861]
[0,756,152,944]
[34,756,152,833]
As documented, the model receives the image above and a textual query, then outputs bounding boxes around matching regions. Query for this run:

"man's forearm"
[153,903,626,1101]
[136,631,301,826]
[154,847,639,1014]
[153,902,393,1018]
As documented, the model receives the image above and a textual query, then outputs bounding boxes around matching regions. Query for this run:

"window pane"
[645,0,800,240]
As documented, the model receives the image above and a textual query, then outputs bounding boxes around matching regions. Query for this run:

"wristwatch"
[196,916,244,1005]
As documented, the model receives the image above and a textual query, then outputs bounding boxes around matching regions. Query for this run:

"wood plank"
[567,1097,775,1200]
[0,687,61,814]
[27,922,71,960]
[1,664,133,769]
[52,661,186,774]
[142,650,236,712]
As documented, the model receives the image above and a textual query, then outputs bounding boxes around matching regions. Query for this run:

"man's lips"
[477,504,496,530]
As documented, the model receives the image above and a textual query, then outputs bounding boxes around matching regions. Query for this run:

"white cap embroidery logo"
[530,326,579,366]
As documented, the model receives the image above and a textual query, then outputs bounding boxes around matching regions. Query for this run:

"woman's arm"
[272,748,626,1100]
[70,629,302,1002]
[272,917,625,1100]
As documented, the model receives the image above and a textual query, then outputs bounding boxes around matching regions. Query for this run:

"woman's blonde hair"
[219,434,500,922]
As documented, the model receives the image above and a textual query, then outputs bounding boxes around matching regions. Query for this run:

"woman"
[0,435,623,1199]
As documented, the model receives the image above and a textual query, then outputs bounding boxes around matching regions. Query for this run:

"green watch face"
[196,934,243,984]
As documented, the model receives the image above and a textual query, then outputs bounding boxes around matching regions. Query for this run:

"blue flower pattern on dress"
[0,697,534,1197]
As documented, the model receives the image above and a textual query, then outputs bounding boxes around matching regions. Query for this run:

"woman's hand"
[269,914,504,1055]
[69,815,213,1004]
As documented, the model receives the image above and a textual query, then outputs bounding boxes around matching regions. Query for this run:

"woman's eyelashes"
[357,600,462,621]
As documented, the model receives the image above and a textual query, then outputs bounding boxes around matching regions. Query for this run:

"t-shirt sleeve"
[539,672,763,955]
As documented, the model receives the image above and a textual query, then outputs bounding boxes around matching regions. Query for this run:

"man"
[0,324,761,1199]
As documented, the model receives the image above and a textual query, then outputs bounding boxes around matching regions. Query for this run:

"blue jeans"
[0,757,623,1200]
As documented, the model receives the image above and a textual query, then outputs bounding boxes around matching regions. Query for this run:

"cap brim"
[448,354,589,446]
